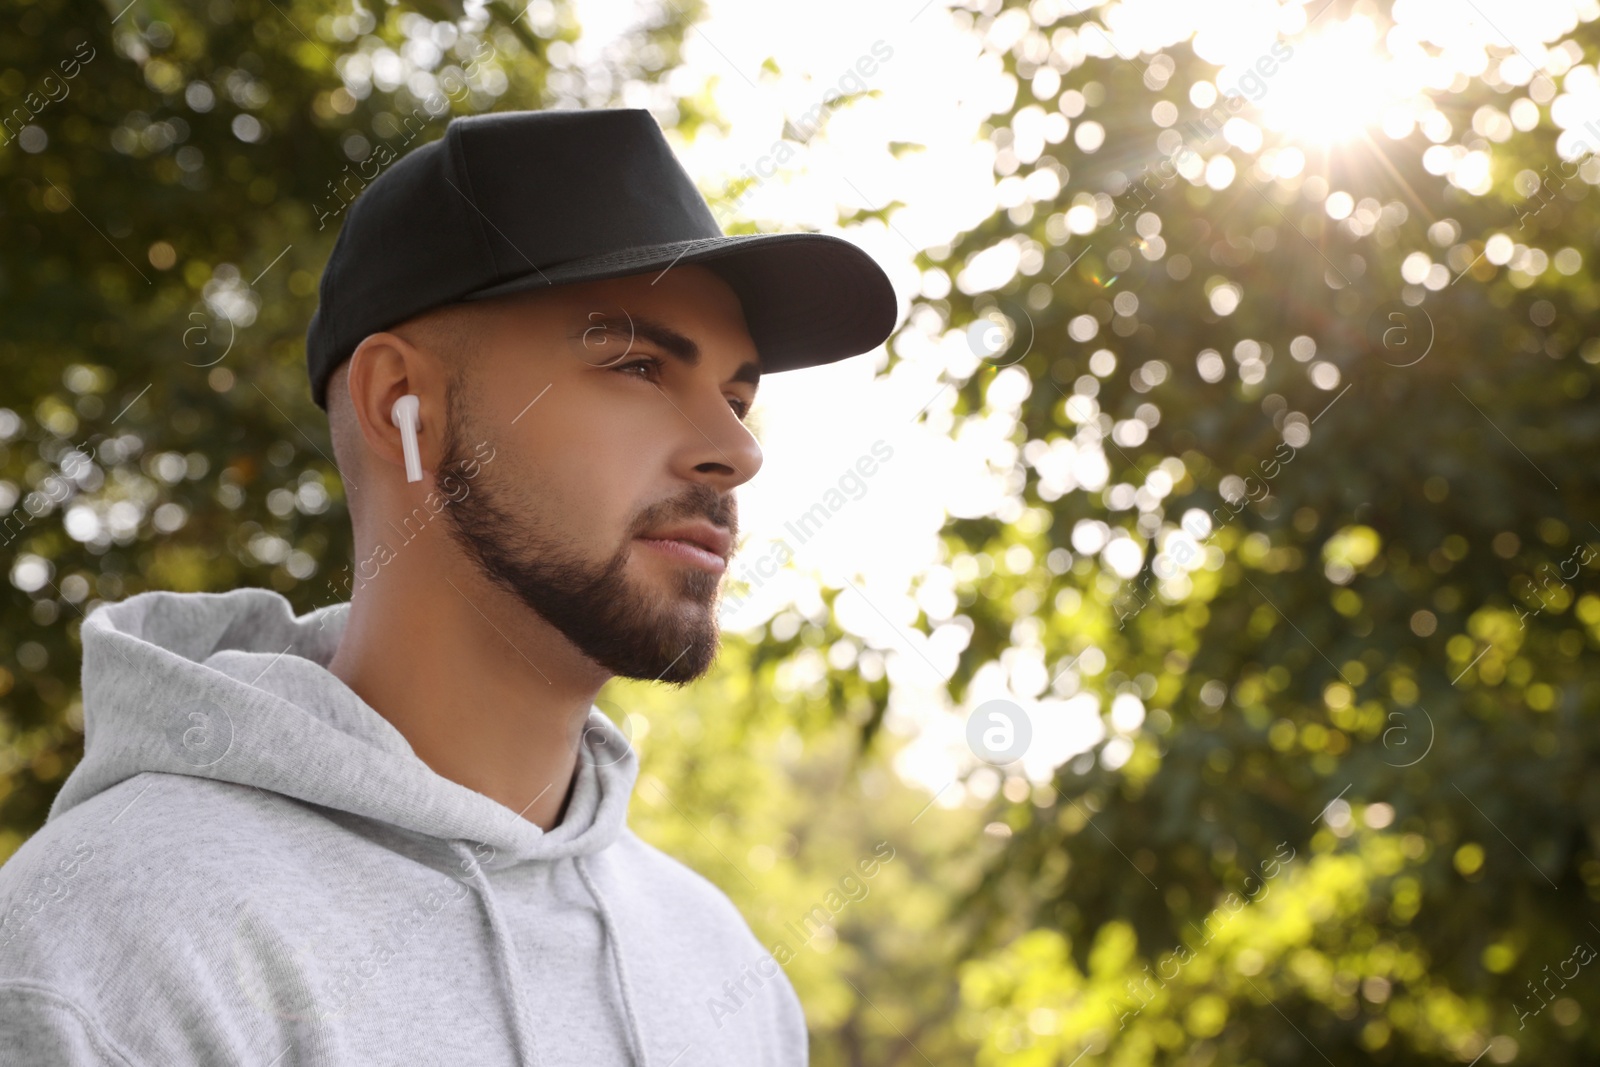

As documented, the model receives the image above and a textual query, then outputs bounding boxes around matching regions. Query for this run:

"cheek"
[492,348,675,538]
[522,411,658,542]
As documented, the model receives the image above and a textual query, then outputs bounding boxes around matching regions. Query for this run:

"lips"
[637,521,732,562]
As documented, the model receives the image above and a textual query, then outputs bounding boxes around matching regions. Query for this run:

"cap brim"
[458,231,899,375]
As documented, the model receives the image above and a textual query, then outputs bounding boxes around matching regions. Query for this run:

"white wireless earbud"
[390,394,423,483]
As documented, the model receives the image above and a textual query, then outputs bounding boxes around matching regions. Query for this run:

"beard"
[433,378,733,687]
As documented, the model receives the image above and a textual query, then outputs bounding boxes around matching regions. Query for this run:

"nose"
[673,391,763,491]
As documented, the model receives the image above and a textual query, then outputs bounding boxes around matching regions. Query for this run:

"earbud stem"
[390,394,423,483]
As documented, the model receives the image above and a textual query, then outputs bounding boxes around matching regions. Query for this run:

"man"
[0,108,897,1065]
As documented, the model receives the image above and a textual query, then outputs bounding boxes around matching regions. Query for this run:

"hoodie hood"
[52,586,638,871]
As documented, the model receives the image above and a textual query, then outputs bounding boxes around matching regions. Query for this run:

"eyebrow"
[578,312,761,395]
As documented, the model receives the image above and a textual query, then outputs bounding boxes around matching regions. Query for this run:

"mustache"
[640,486,736,539]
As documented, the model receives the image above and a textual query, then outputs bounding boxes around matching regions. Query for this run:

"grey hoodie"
[0,587,807,1066]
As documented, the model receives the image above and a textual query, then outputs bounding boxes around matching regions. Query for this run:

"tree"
[906,1,1600,1063]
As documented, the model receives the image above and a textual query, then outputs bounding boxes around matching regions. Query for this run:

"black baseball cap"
[305,107,901,411]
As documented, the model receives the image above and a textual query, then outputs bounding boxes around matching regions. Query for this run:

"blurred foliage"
[906,1,1600,1064]
[4,0,1600,1063]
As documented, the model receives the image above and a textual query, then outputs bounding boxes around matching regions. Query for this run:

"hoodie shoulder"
[607,826,767,939]
[0,980,140,1067]
[0,770,386,978]
[0,769,461,1064]
[0,773,288,1062]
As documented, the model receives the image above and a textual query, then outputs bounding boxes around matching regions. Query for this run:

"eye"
[614,356,753,420]
[612,355,663,382]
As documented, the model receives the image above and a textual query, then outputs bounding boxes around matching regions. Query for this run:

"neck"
[326,539,610,832]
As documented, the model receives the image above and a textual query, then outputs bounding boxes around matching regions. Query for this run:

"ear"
[344,331,447,484]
